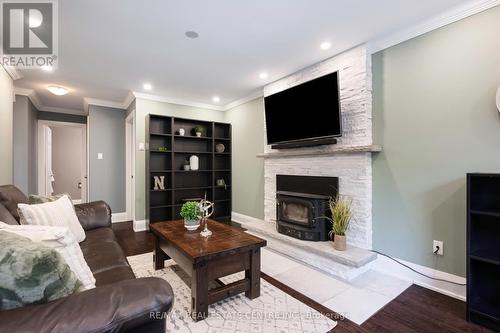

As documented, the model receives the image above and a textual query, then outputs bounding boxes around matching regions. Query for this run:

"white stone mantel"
[257,145,382,159]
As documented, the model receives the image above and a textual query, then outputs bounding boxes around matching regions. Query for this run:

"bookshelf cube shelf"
[146,115,232,224]
[467,173,500,331]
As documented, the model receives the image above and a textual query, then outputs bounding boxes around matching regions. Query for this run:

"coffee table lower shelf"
[151,220,266,321]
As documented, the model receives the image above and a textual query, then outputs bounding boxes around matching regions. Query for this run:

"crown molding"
[368,0,500,54]
[14,86,85,115]
[133,91,225,111]
[1,64,23,80]
[122,91,135,109]
[222,90,263,111]
[83,97,125,112]
[13,87,43,110]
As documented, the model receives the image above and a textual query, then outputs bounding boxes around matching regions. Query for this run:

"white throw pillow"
[18,195,86,242]
[0,222,96,290]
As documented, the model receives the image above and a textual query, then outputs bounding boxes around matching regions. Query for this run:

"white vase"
[184,219,200,231]
[189,155,199,170]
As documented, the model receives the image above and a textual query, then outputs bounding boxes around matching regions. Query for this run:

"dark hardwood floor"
[113,221,491,333]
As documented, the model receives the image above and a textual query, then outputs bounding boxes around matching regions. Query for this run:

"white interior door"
[38,121,87,201]
[45,125,54,195]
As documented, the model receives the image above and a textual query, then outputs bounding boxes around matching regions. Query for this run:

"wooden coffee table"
[150,219,267,320]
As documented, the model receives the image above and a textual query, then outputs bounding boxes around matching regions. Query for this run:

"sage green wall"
[372,6,500,277]
[0,66,13,184]
[88,105,126,213]
[134,98,226,220]
[13,95,38,194]
[225,98,265,219]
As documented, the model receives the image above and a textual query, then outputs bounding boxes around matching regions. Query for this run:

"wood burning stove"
[276,175,338,241]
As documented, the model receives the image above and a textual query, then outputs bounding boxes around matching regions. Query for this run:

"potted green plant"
[325,196,353,251]
[180,201,201,231]
[194,125,204,137]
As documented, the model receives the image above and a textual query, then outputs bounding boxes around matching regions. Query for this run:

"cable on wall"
[372,250,466,286]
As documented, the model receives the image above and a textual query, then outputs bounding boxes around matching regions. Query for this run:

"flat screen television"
[264,71,341,147]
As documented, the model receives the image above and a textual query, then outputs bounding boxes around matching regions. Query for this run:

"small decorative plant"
[180,201,201,231]
[183,159,190,170]
[194,125,204,137]
[325,195,353,251]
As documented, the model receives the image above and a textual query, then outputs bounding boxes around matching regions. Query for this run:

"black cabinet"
[146,115,232,224]
[467,173,500,331]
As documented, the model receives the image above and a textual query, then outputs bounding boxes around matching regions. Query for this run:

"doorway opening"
[37,120,87,203]
[125,110,136,222]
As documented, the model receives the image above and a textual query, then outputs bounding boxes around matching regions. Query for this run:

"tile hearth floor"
[261,248,411,325]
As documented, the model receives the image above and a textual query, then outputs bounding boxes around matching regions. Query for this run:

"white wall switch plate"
[433,240,444,255]
[97,153,103,160]
[138,142,145,151]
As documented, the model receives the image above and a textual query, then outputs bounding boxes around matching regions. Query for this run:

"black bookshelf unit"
[467,173,500,331]
[146,115,232,225]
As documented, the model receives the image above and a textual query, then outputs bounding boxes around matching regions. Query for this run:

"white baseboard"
[232,212,265,225]
[372,254,466,301]
[111,212,129,223]
[231,211,467,301]
[133,219,149,232]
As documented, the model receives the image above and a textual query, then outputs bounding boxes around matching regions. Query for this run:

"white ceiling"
[13,0,484,112]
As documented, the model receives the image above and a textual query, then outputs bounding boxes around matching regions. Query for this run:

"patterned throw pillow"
[0,231,82,310]
[18,195,86,242]
[28,193,72,205]
[0,222,96,290]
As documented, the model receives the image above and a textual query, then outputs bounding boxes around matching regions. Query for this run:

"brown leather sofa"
[0,185,174,333]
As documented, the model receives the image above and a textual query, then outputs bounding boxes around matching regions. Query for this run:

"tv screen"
[264,71,341,145]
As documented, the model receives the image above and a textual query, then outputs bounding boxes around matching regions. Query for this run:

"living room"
[1,1,500,332]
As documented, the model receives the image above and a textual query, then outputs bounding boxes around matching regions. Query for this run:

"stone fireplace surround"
[235,44,381,280]
[261,44,378,250]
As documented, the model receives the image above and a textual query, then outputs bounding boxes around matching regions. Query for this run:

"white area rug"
[127,252,337,332]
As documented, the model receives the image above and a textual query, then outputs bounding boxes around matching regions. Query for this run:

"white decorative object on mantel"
[189,155,199,170]
[496,85,500,112]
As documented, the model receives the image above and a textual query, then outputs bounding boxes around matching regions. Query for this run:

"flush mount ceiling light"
[143,83,152,90]
[212,96,220,103]
[320,41,331,50]
[259,72,268,79]
[41,65,52,71]
[185,31,199,39]
[47,85,68,96]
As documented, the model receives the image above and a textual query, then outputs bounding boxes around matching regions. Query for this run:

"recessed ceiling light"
[212,96,220,103]
[320,41,331,50]
[47,85,69,96]
[185,31,199,39]
[41,65,53,71]
[143,83,152,90]
[259,72,268,79]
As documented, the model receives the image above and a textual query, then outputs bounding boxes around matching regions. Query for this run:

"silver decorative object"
[199,193,214,237]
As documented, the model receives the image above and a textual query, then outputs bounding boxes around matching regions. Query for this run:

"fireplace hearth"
[276,175,338,241]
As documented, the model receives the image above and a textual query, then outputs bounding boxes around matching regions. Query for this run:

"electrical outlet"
[433,240,444,256]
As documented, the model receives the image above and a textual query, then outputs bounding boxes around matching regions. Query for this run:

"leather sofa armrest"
[0,277,174,333]
[74,200,112,231]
